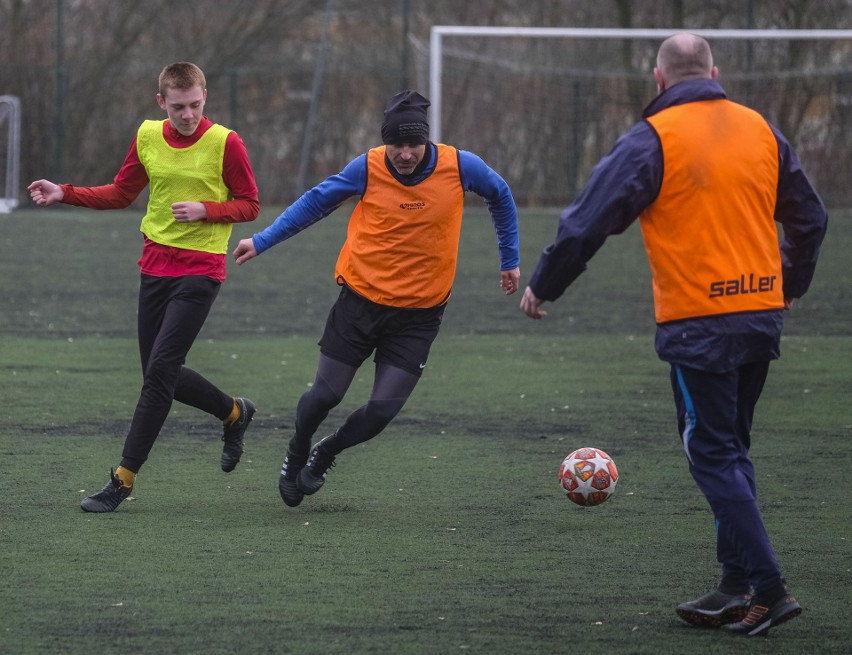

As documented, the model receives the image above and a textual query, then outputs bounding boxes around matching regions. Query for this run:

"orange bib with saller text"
[640,99,784,324]
[335,144,465,308]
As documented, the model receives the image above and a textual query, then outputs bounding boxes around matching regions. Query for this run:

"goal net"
[414,28,852,208]
[0,95,21,213]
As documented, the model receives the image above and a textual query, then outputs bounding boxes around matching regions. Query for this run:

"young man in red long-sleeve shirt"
[29,62,260,513]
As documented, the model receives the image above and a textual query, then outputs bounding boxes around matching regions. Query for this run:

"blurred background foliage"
[1,0,851,207]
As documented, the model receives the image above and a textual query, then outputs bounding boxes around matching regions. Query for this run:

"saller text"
[709,273,777,298]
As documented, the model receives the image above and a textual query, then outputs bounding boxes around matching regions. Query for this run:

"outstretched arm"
[527,121,662,305]
[250,154,367,256]
[30,136,147,210]
[234,155,367,265]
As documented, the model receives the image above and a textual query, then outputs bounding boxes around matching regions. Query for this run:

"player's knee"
[298,376,342,416]
[364,398,405,430]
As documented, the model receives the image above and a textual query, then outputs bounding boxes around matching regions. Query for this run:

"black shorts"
[319,285,445,377]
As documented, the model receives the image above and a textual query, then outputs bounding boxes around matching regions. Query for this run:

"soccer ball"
[558,447,619,506]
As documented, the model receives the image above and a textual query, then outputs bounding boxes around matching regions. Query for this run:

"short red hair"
[158,62,206,98]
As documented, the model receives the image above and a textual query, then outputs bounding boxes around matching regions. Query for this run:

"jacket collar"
[642,78,727,119]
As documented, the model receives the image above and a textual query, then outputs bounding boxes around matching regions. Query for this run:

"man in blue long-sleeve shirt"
[522,34,827,637]
[234,90,520,507]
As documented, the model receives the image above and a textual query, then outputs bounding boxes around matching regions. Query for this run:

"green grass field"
[1,205,850,654]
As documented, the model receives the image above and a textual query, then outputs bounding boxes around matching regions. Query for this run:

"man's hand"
[28,180,64,206]
[500,267,520,295]
[233,238,258,265]
[520,285,548,319]
[172,201,207,223]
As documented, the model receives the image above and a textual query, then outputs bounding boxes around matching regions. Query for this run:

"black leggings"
[289,354,420,458]
[120,275,232,471]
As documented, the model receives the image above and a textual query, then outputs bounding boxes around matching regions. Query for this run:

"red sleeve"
[202,131,260,223]
[61,137,148,209]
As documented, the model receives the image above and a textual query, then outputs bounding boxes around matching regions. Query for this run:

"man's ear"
[653,67,666,93]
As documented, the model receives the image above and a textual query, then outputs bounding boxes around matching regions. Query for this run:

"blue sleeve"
[458,150,520,270]
[252,155,367,254]
[528,121,663,302]
[770,124,828,299]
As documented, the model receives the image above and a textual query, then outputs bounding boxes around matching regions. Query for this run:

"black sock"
[719,572,751,595]
[287,435,311,460]
[755,581,787,606]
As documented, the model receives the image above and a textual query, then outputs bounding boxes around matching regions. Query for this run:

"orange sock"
[115,466,136,489]
[224,398,240,425]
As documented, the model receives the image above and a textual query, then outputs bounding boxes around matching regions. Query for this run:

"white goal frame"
[0,95,22,213]
[428,27,852,144]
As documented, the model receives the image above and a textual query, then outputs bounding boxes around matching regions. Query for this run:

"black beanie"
[380,90,430,145]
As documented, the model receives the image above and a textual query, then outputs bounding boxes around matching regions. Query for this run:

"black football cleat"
[221,397,256,472]
[296,437,335,496]
[279,449,307,507]
[676,588,753,628]
[723,593,801,636]
[81,469,133,513]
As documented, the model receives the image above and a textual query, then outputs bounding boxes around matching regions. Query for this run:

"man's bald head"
[654,33,717,92]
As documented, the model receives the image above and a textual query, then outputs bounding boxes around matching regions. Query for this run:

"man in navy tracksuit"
[521,33,827,637]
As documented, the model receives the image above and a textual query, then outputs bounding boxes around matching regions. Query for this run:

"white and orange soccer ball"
[558,447,619,506]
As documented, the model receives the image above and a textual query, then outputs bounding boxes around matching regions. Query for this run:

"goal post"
[0,95,22,214]
[428,27,852,144]
[425,27,852,207]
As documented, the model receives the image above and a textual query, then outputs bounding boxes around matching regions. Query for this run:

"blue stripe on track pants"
[670,361,784,595]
